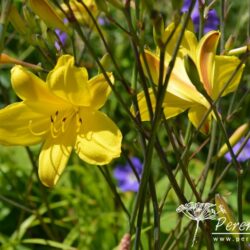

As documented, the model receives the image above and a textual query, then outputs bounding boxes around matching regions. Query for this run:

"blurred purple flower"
[55,19,68,51]
[181,0,219,33]
[224,138,250,162]
[98,17,110,26]
[113,157,143,192]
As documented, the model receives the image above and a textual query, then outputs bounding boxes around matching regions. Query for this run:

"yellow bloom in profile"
[0,55,122,187]
[136,23,245,134]
[61,0,99,27]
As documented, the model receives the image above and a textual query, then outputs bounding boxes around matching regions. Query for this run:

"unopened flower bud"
[217,122,250,159]
[118,233,131,250]
[184,54,205,94]
[106,0,123,10]
[100,53,112,72]
[29,0,68,33]
[224,35,235,52]
[215,194,239,236]
[0,53,43,70]
[9,5,29,35]
[152,11,164,48]
[94,0,108,13]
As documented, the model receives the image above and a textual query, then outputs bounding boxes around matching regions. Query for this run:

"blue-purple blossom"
[113,157,143,192]
[224,138,250,162]
[55,29,67,50]
[181,0,219,33]
[54,19,68,51]
[98,17,110,26]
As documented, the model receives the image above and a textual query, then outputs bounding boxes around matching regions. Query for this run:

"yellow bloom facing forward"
[136,24,245,134]
[0,55,122,187]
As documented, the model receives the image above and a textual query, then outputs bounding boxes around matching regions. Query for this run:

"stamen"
[62,117,67,133]
[54,110,59,122]
[50,115,59,138]
[75,112,82,133]
[50,122,58,138]
[28,120,47,136]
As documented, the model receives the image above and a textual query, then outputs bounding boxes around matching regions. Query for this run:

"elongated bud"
[0,0,12,52]
[215,194,239,237]
[224,35,235,52]
[9,5,29,35]
[152,11,164,48]
[118,233,131,250]
[227,46,248,56]
[29,0,68,33]
[22,5,38,32]
[216,122,250,159]
[106,0,123,10]
[94,0,108,13]
[171,0,183,11]
[184,55,204,93]
[100,53,112,72]
[0,53,43,70]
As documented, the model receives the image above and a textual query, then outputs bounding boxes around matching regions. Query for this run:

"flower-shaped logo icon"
[176,202,217,246]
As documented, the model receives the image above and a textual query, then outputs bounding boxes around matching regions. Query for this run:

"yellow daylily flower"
[136,24,245,134]
[0,55,122,187]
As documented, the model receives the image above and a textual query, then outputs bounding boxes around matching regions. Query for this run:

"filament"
[28,120,48,136]
[75,112,83,133]
[62,117,67,133]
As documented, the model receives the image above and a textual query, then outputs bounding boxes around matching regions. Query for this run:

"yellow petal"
[188,105,212,134]
[87,73,113,109]
[141,51,207,105]
[163,92,193,118]
[197,31,220,96]
[47,55,93,106]
[134,89,155,121]
[141,50,160,85]
[135,88,192,121]
[168,69,208,105]
[11,65,65,105]
[0,102,47,145]
[75,110,122,165]
[162,22,198,60]
[211,55,245,100]
[39,133,74,187]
